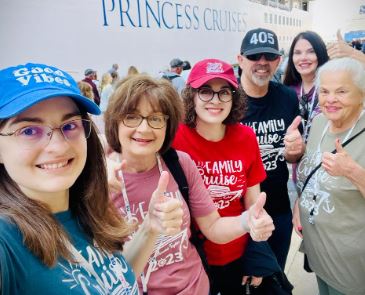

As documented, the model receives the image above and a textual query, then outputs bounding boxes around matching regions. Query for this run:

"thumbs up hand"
[244,192,275,242]
[327,29,354,59]
[322,138,353,177]
[147,171,183,236]
[284,116,305,161]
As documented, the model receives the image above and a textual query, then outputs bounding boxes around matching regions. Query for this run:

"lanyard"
[300,84,317,139]
[119,153,164,294]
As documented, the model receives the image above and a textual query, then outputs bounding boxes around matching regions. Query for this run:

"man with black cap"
[161,58,186,95]
[237,28,305,271]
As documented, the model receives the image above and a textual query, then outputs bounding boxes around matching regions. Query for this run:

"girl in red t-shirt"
[173,58,267,294]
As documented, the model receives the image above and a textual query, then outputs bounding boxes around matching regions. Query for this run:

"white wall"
[0,0,309,79]
[309,0,365,42]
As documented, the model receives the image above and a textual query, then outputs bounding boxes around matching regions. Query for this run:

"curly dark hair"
[182,84,247,128]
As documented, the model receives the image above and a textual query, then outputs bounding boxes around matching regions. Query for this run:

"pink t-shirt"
[173,123,266,265]
[113,151,216,295]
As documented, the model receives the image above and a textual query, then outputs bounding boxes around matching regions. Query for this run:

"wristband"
[240,211,250,233]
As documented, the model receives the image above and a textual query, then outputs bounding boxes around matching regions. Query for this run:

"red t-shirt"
[173,123,266,265]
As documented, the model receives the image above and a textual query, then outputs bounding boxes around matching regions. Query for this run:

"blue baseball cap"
[0,63,101,119]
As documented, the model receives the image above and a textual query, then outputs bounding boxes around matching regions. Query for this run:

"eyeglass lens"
[245,53,279,61]
[198,88,233,102]
[14,119,91,148]
[123,114,168,129]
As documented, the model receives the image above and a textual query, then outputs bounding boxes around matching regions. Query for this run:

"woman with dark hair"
[0,63,183,294]
[104,73,274,294]
[284,31,329,140]
[173,59,269,294]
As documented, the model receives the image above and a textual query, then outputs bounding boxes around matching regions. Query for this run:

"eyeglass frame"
[0,118,92,148]
[244,53,280,62]
[197,87,235,103]
[122,113,169,129]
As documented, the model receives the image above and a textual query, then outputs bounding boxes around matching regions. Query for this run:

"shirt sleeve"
[176,151,217,218]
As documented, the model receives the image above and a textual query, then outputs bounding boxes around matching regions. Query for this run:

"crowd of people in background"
[1,26,365,295]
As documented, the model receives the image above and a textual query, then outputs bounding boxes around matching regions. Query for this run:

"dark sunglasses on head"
[245,53,280,61]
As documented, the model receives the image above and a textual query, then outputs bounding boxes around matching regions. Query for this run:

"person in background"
[173,58,267,294]
[104,74,274,294]
[0,62,183,294]
[293,57,365,295]
[284,31,329,141]
[161,58,186,95]
[180,60,192,81]
[237,27,305,270]
[327,30,365,65]
[127,66,139,76]
[99,72,114,113]
[77,81,94,101]
[108,63,120,77]
[83,69,101,105]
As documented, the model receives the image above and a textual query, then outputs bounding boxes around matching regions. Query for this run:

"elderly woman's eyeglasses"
[122,113,169,129]
[0,119,92,149]
[197,87,235,103]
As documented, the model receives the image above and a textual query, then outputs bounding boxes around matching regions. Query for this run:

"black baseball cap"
[241,28,281,56]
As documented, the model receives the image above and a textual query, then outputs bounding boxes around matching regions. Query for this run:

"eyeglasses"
[245,53,280,61]
[0,119,91,149]
[123,113,169,129]
[197,87,235,103]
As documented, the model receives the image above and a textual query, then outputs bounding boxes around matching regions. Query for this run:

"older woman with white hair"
[292,57,365,295]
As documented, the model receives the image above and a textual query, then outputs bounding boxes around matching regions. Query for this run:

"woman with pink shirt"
[104,74,274,294]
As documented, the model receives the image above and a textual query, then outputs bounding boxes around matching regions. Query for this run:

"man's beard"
[251,74,272,87]
[251,64,274,86]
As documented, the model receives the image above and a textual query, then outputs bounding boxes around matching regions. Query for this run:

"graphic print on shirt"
[246,119,286,171]
[297,151,335,219]
[119,190,189,276]
[195,159,245,210]
[59,245,138,295]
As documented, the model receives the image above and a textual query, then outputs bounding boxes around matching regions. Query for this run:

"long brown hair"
[0,113,132,267]
[104,74,183,154]
[283,31,329,86]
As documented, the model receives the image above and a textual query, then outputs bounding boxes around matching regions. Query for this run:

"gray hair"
[316,57,365,97]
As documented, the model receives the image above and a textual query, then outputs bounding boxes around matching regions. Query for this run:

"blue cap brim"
[0,87,101,119]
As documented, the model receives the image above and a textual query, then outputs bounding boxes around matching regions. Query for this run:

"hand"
[327,29,354,59]
[292,198,303,238]
[322,138,353,177]
[284,116,304,158]
[242,276,263,288]
[147,171,183,236]
[106,154,123,194]
[245,193,275,242]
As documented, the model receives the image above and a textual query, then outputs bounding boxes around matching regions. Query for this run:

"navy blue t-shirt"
[242,81,299,215]
[0,211,138,294]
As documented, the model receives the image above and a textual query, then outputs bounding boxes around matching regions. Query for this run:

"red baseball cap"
[186,59,238,89]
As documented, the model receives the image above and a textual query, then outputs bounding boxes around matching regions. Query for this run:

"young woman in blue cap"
[0,63,183,294]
